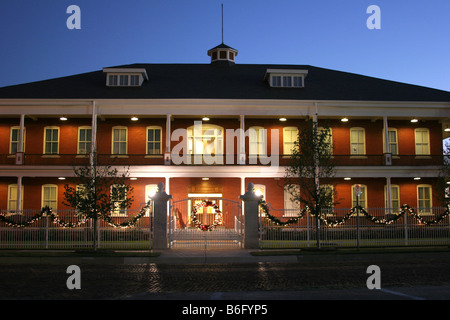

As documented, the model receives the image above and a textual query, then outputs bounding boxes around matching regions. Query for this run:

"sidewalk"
[0,249,301,265]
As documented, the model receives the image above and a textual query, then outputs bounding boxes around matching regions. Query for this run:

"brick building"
[0,43,449,226]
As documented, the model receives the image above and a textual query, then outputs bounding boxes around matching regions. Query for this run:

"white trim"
[43,126,60,155]
[350,127,366,155]
[417,184,432,215]
[146,126,163,155]
[77,126,92,155]
[42,184,58,210]
[9,126,26,154]
[414,128,430,155]
[111,126,128,155]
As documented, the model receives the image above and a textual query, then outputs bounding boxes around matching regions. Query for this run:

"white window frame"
[111,184,127,216]
[146,126,163,155]
[283,127,298,155]
[350,127,366,156]
[269,74,305,88]
[415,128,430,155]
[352,184,367,209]
[7,184,23,214]
[10,126,26,154]
[248,126,266,156]
[43,126,60,155]
[384,184,400,213]
[107,73,143,87]
[284,184,300,216]
[42,184,58,210]
[112,126,128,155]
[318,126,333,155]
[417,184,432,215]
[77,126,92,155]
[187,124,224,155]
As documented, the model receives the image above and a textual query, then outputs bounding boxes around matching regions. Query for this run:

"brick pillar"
[240,182,263,249]
[150,182,172,250]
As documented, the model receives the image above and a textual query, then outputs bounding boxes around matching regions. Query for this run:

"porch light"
[344,177,351,180]
[341,117,348,122]
[58,177,66,180]
[444,126,450,132]
[202,116,210,121]
[202,177,209,181]
[411,118,418,123]
[279,117,287,121]
[60,116,67,121]
[130,177,137,180]
[414,177,421,180]
[131,116,139,121]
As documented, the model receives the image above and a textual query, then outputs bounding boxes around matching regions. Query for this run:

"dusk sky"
[0,0,449,91]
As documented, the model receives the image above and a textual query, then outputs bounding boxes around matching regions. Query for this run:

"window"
[352,184,367,208]
[284,184,300,216]
[187,124,224,155]
[249,126,266,156]
[283,127,298,155]
[147,127,162,155]
[319,127,333,155]
[387,128,398,155]
[78,127,92,155]
[10,127,25,154]
[266,69,308,88]
[44,127,59,155]
[7,184,23,214]
[320,184,335,215]
[42,184,58,210]
[111,184,127,215]
[417,185,432,214]
[385,185,400,213]
[107,74,142,87]
[112,126,127,155]
[350,128,365,155]
[108,75,118,86]
[415,128,430,155]
[130,75,139,86]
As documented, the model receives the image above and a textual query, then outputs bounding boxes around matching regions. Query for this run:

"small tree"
[437,140,450,206]
[284,118,337,248]
[63,159,134,250]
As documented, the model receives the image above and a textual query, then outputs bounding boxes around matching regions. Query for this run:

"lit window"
[387,128,398,155]
[417,185,432,214]
[415,128,430,155]
[352,184,367,208]
[42,184,58,210]
[44,127,59,155]
[147,127,162,155]
[112,127,127,155]
[78,127,92,155]
[283,127,298,155]
[350,127,365,155]
[249,126,266,156]
[8,184,23,214]
[10,127,25,154]
[385,185,400,213]
[111,184,127,216]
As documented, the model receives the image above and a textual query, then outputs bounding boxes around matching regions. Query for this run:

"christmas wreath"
[190,200,223,231]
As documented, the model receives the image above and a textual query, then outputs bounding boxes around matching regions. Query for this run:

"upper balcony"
[0,153,447,167]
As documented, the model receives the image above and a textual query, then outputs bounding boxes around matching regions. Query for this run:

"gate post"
[150,182,172,250]
[240,182,263,249]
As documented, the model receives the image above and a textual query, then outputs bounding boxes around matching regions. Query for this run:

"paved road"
[0,251,449,301]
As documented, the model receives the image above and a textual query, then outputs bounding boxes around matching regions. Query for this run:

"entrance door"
[188,194,222,228]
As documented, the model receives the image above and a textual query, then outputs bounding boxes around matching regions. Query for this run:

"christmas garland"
[259,200,308,226]
[259,200,450,227]
[0,202,152,229]
[190,200,223,231]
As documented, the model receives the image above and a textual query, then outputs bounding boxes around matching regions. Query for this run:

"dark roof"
[0,63,449,102]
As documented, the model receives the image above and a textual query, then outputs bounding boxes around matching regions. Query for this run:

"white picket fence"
[0,209,153,250]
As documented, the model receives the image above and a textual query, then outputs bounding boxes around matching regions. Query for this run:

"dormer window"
[265,69,308,88]
[103,68,148,87]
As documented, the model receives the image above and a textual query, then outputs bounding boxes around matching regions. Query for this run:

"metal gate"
[168,197,243,249]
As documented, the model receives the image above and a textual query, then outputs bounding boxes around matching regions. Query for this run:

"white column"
[383,116,390,153]
[165,114,172,164]
[386,176,392,214]
[90,101,97,167]
[16,176,22,214]
[239,115,245,164]
[18,114,25,153]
